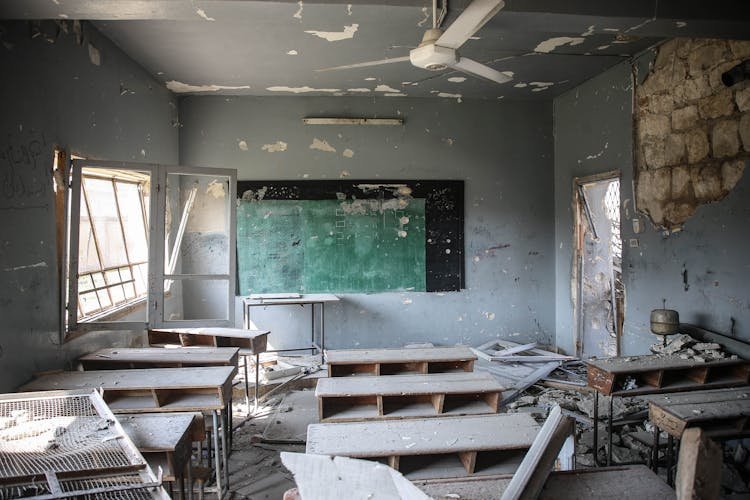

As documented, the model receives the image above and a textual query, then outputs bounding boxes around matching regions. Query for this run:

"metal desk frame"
[243,294,340,362]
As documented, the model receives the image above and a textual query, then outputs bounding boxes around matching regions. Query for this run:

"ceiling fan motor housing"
[410,44,457,71]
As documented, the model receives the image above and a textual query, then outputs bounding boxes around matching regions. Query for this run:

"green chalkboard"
[237,199,426,293]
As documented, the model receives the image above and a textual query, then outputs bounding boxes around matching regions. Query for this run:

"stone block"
[643,138,667,169]
[663,201,697,226]
[647,94,674,115]
[641,66,673,95]
[672,165,692,198]
[672,106,698,131]
[688,41,729,76]
[741,114,750,152]
[638,113,670,140]
[737,87,750,113]
[675,38,693,59]
[638,167,671,205]
[712,119,740,158]
[685,128,710,163]
[709,60,741,91]
[691,165,722,201]
[655,39,680,70]
[721,159,746,192]
[698,89,735,120]
[665,134,686,166]
[674,76,712,104]
[729,40,750,60]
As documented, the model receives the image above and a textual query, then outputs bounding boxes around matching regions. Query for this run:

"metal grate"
[0,391,167,500]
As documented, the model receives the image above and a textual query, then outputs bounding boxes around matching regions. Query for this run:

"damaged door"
[574,172,623,358]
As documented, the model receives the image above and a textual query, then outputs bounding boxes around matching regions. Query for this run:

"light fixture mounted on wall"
[302,117,403,126]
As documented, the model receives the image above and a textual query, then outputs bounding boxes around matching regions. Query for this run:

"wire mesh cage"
[0,390,168,499]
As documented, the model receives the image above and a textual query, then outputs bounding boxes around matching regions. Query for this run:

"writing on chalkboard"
[236,180,464,293]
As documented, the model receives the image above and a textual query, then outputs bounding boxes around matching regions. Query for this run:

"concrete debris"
[650,333,738,362]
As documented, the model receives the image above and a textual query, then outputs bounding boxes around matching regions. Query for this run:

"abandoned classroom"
[2,0,750,499]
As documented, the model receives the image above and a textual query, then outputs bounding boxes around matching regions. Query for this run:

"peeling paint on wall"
[346,4,352,16]
[305,24,358,42]
[347,88,370,93]
[437,92,463,103]
[238,139,249,151]
[167,81,250,93]
[581,25,595,37]
[293,1,303,20]
[385,93,407,97]
[286,50,298,56]
[447,77,467,83]
[342,148,354,158]
[195,8,215,21]
[310,138,336,152]
[3,261,48,272]
[534,37,584,53]
[417,7,429,27]
[375,84,400,93]
[266,85,339,93]
[206,179,226,199]
[87,43,100,66]
[261,140,287,153]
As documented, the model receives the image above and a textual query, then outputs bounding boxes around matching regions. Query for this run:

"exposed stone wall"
[635,38,750,229]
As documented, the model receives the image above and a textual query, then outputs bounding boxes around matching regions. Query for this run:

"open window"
[65,160,236,335]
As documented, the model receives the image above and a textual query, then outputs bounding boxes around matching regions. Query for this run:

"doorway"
[573,172,623,359]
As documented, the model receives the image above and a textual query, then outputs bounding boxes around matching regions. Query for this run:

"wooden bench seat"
[306,413,539,480]
[316,372,503,422]
[326,346,477,377]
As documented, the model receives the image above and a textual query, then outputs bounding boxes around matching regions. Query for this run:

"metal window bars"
[0,390,168,499]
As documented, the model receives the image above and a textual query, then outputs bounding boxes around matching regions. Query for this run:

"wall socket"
[629,238,639,248]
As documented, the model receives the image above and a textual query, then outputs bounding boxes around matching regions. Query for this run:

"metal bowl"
[650,309,680,335]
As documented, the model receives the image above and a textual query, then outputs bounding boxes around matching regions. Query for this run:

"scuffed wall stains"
[266,86,339,93]
[635,38,750,229]
[3,261,48,272]
[534,37,584,53]
[293,0,303,20]
[304,24,358,42]
[166,81,250,93]
[261,140,287,153]
[87,43,100,66]
[309,138,336,153]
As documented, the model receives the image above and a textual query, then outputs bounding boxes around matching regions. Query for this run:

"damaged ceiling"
[2,0,750,100]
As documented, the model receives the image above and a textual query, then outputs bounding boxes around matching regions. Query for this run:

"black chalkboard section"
[236,180,464,292]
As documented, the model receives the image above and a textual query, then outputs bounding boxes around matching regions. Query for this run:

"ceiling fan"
[317,0,512,85]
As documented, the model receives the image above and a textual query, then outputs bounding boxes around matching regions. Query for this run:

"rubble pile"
[506,386,652,467]
[721,443,750,497]
[650,334,738,362]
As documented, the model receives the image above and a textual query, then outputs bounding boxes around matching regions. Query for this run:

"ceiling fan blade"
[437,0,505,50]
[449,56,512,84]
[315,55,410,72]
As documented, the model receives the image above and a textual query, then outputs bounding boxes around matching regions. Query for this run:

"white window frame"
[65,159,236,336]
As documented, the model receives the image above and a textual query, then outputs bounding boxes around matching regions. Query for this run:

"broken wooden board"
[148,327,269,354]
[280,452,431,500]
[586,355,750,396]
[501,406,574,500]
[19,366,235,412]
[78,347,239,370]
[644,387,750,438]
[307,413,540,480]
[675,427,722,500]
[316,372,503,422]
[476,340,575,362]
[326,346,476,377]
[415,465,676,500]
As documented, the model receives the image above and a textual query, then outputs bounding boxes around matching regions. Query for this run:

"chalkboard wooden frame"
[236,180,464,292]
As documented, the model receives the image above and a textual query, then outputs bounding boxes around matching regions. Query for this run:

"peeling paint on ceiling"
[305,24,358,42]
[166,81,250,92]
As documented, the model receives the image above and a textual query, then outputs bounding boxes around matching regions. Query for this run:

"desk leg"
[211,411,223,497]
[310,303,315,352]
[652,424,660,472]
[243,355,251,413]
[321,302,326,362]
[187,459,193,500]
[593,391,601,467]
[254,352,260,413]
[244,303,250,330]
[607,396,613,466]
[220,408,230,490]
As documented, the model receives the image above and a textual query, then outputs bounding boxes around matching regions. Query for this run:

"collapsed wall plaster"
[635,38,750,230]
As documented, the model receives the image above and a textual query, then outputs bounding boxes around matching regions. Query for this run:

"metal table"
[243,293,340,361]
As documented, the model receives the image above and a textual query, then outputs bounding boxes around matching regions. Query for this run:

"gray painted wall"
[179,96,555,351]
[0,21,178,392]
[554,57,750,356]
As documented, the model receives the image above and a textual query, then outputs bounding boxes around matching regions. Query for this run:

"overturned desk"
[243,293,339,360]
[19,366,235,497]
[149,327,269,411]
